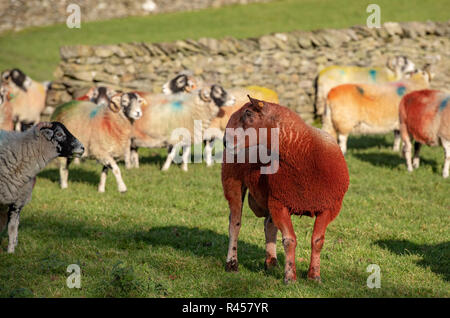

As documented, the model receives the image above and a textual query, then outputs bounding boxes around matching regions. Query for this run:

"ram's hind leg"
[181,144,191,172]
[264,216,278,270]
[308,210,337,282]
[268,199,297,284]
[109,159,127,193]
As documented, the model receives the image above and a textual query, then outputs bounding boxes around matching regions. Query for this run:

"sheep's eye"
[245,109,253,117]
[55,131,64,139]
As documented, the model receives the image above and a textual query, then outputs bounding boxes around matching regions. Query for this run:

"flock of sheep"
[0,53,448,283]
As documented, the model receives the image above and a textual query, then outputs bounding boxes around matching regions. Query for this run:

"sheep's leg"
[205,139,214,167]
[162,145,177,171]
[181,144,191,172]
[59,157,70,189]
[124,139,132,170]
[403,136,413,172]
[264,216,278,270]
[393,129,402,152]
[109,160,127,193]
[441,137,450,178]
[0,206,8,234]
[7,206,22,253]
[98,166,109,193]
[130,145,139,169]
[225,182,247,272]
[308,211,332,282]
[269,199,297,283]
[413,142,422,169]
[73,158,81,165]
[338,134,348,155]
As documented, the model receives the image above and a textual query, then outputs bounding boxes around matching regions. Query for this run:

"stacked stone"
[48,20,450,123]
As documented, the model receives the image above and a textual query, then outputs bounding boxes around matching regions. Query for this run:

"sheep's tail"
[321,99,337,141]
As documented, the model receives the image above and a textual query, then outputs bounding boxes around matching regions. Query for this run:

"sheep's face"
[110,92,145,120]
[199,85,236,107]
[224,96,277,152]
[37,122,85,158]
[2,68,32,92]
[89,86,116,107]
[404,65,433,86]
[163,73,197,95]
[386,56,416,78]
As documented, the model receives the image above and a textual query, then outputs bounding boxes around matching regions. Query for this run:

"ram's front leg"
[224,180,247,272]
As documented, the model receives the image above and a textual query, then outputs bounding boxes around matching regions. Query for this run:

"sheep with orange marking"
[399,89,450,178]
[51,92,144,192]
[1,69,47,131]
[222,96,349,283]
[322,68,432,154]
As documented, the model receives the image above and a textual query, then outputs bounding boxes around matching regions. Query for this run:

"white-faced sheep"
[161,74,279,167]
[51,92,144,192]
[315,56,416,116]
[1,69,47,131]
[0,122,84,253]
[322,67,432,154]
[399,89,450,178]
[130,86,233,171]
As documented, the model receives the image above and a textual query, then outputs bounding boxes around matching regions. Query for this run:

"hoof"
[264,258,278,271]
[225,260,238,272]
[283,276,297,284]
[308,275,322,283]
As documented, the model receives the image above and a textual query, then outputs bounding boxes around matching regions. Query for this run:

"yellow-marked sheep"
[315,56,416,116]
[322,69,432,154]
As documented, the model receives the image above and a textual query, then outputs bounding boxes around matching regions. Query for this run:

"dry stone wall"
[49,20,450,123]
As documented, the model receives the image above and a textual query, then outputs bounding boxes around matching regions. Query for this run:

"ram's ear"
[247,95,265,110]
[109,94,122,113]
[386,56,396,71]
[35,122,53,139]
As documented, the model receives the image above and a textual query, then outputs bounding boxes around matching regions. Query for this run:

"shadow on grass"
[354,152,438,171]
[133,225,286,279]
[138,152,167,168]
[38,167,100,187]
[347,135,392,150]
[375,239,450,282]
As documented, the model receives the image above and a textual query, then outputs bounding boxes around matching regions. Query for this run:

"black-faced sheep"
[0,122,84,253]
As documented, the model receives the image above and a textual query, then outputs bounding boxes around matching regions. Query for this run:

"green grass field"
[0,0,449,298]
[0,0,449,81]
[0,134,448,297]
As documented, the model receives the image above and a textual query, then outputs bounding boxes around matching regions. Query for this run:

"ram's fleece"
[0,122,84,253]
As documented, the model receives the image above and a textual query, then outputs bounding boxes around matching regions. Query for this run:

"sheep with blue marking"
[51,92,144,192]
[315,56,416,116]
[130,86,233,171]
[322,68,432,154]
